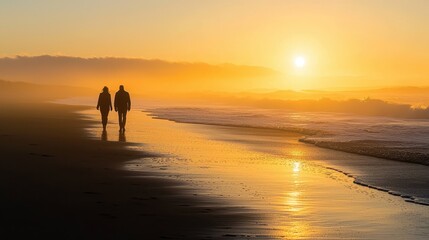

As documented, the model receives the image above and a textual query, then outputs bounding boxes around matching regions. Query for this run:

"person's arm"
[96,94,101,110]
[127,93,131,111]
[109,94,113,111]
[114,93,118,112]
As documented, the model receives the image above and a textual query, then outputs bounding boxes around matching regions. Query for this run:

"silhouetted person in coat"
[96,86,113,131]
[114,85,131,132]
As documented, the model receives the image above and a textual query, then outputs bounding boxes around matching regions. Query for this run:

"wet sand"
[0,102,251,239]
[4,100,428,239]
[82,109,429,239]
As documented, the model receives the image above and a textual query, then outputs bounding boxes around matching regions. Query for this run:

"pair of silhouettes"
[96,85,131,132]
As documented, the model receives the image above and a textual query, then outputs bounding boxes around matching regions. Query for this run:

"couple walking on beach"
[96,85,131,132]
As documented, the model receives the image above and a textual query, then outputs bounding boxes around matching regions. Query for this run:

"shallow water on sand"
[83,109,429,239]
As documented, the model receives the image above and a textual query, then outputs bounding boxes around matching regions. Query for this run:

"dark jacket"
[97,92,112,112]
[114,90,131,112]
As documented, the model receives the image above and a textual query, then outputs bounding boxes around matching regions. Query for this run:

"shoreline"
[144,111,429,206]
[147,108,429,167]
[0,101,252,239]
[91,109,429,239]
[300,138,429,166]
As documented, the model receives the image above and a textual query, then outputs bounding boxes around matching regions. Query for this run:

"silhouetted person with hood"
[114,85,131,132]
[96,86,113,131]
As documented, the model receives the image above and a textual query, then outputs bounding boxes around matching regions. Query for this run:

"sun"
[293,56,306,68]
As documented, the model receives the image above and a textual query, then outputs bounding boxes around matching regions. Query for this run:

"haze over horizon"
[1,0,429,90]
[0,55,283,93]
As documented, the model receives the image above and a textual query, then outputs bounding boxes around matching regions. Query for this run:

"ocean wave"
[147,107,429,166]
[300,138,429,166]
[146,107,429,206]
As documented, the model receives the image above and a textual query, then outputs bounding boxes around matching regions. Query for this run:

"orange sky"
[1,0,428,90]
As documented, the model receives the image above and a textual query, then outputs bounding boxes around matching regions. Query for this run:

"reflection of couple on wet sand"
[96,85,131,133]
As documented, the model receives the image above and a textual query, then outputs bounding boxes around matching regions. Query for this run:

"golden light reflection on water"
[84,110,429,239]
[286,191,301,212]
[280,160,312,239]
[112,114,319,238]
[293,161,301,173]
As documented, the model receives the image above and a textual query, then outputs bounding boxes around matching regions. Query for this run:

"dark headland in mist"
[0,79,94,102]
[0,55,281,93]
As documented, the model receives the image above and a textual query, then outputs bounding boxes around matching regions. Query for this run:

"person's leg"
[118,111,123,130]
[101,111,108,130]
[122,111,127,131]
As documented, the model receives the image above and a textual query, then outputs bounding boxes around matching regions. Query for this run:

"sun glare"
[293,56,306,68]
[293,161,301,173]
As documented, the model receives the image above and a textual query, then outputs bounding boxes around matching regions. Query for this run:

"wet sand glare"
[84,109,429,239]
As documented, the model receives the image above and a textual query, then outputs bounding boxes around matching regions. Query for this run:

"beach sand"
[2,99,429,239]
[0,102,249,239]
